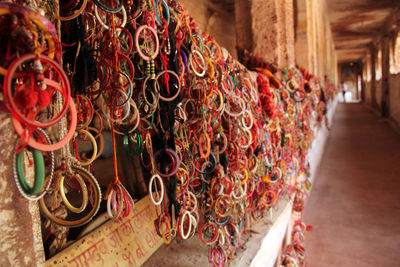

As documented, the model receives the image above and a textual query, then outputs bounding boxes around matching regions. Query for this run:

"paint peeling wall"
[0,113,45,266]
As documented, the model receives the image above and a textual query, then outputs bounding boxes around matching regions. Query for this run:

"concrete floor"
[304,103,400,266]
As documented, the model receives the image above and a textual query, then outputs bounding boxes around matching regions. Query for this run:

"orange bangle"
[262,190,276,207]
[199,131,211,159]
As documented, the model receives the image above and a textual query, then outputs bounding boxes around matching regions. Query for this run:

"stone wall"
[364,81,372,105]
[389,74,400,126]
[181,0,237,58]
[362,8,400,121]
[235,0,296,69]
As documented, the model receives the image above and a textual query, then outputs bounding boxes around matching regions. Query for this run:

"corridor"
[304,104,400,266]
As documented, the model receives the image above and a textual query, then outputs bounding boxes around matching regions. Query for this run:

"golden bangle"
[73,129,98,166]
[39,166,101,227]
[58,172,89,213]
[53,0,88,21]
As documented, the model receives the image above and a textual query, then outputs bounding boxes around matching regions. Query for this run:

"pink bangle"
[135,25,159,60]
[12,97,77,151]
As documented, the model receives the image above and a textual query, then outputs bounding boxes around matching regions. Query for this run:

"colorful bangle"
[122,129,143,156]
[53,0,88,21]
[155,0,170,26]
[93,0,124,14]
[94,5,127,30]
[154,70,181,102]
[73,129,98,166]
[135,25,160,61]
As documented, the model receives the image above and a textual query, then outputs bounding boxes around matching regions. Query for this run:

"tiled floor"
[304,103,400,266]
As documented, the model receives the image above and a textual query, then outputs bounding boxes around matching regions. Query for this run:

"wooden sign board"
[46,195,163,267]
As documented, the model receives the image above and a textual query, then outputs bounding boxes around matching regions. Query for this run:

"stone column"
[235,0,254,53]
[381,36,390,117]
[370,45,378,108]
[235,0,295,68]
[285,0,296,67]
[295,0,310,69]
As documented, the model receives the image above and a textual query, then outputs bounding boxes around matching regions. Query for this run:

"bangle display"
[0,1,337,263]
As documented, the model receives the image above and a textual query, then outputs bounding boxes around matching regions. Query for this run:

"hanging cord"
[111,124,120,184]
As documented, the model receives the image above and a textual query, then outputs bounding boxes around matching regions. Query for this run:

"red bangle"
[4,54,71,128]
[198,221,218,244]
[262,190,276,207]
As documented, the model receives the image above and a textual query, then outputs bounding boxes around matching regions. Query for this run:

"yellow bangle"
[205,57,215,80]
[240,168,249,185]
[74,129,98,166]
[53,0,88,21]
[58,171,89,213]
[87,127,104,160]
[160,216,172,244]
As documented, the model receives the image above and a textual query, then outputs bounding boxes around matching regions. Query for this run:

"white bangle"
[149,174,164,205]
[95,5,127,31]
[180,210,192,239]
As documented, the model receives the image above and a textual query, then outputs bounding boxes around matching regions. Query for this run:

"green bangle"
[16,148,45,195]
[122,129,143,156]
[140,111,155,131]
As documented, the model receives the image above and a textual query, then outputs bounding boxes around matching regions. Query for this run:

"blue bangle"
[194,153,217,175]
[93,0,123,14]
[155,0,170,26]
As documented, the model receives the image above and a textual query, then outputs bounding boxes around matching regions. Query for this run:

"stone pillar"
[295,0,310,69]
[0,114,45,266]
[235,0,295,68]
[285,0,296,67]
[235,0,254,53]
[381,36,390,117]
[361,62,366,102]
[370,45,378,108]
